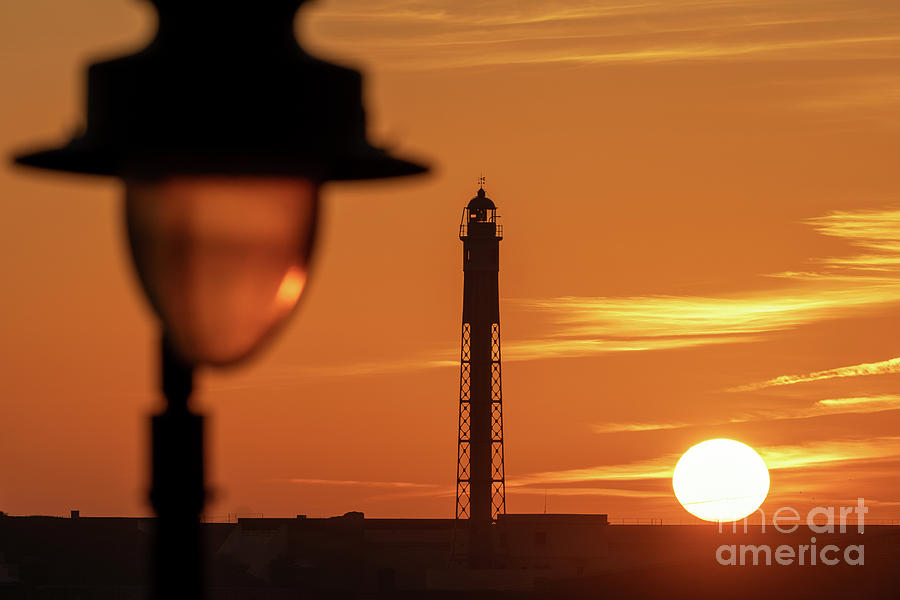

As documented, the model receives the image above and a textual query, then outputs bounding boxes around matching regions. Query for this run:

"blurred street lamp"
[12,1,427,597]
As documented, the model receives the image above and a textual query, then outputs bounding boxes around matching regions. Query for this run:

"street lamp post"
[12,1,427,597]
[154,335,202,598]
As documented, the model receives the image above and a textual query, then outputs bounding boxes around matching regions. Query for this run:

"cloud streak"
[594,395,900,432]
[267,436,900,504]
[267,477,440,489]
[760,437,900,471]
[307,0,900,69]
[733,357,900,391]
[510,205,900,362]
[426,36,900,70]
[806,208,900,266]
[515,286,899,350]
[511,437,900,490]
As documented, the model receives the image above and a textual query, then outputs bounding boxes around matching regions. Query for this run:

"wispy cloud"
[310,0,670,26]
[817,395,900,409]
[593,421,691,433]
[511,436,900,489]
[503,333,760,358]
[309,0,885,31]
[422,36,900,69]
[514,286,898,352]
[510,206,900,363]
[508,486,670,499]
[798,76,900,123]
[307,0,900,69]
[291,358,457,378]
[594,395,900,432]
[514,456,677,485]
[273,436,900,504]
[805,208,900,267]
[267,477,439,489]
[733,357,900,392]
[760,437,900,470]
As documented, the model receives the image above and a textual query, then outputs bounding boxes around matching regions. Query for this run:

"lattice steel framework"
[455,323,472,518]
[489,323,507,517]
[455,323,506,519]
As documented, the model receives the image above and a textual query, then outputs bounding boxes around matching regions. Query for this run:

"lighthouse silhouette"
[455,179,506,568]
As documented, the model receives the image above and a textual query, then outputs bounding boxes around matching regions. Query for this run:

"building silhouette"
[2,511,897,598]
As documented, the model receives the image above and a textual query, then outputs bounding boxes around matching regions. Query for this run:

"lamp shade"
[13,0,427,180]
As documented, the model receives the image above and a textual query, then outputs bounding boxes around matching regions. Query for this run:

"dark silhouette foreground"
[0,513,896,599]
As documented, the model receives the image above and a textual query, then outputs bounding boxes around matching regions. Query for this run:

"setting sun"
[673,439,770,522]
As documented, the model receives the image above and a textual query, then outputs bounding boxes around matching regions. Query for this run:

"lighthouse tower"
[455,180,506,567]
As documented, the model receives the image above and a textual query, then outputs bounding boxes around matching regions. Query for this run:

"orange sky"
[2,0,900,522]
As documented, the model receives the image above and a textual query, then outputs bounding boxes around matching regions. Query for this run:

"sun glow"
[673,439,770,522]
